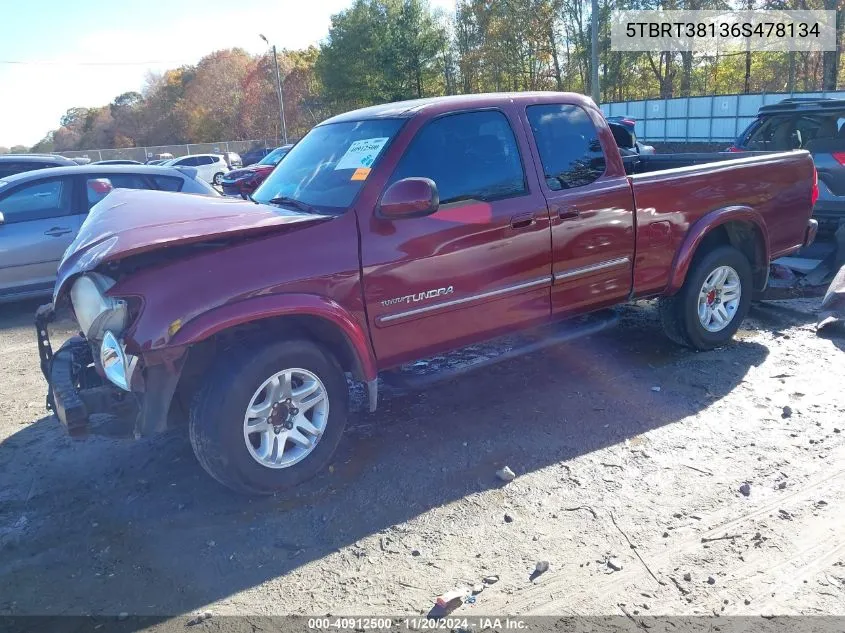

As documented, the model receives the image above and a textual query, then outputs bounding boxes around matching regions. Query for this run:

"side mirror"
[377,177,439,220]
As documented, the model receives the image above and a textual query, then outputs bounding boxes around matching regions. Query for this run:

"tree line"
[4,0,842,154]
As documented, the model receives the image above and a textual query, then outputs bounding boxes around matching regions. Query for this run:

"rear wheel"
[189,339,348,494]
[212,172,224,186]
[659,245,752,350]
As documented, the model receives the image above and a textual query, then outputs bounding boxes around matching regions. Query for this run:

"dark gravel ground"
[0,297,843,626]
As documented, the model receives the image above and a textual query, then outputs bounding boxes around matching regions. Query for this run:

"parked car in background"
[0,165,217,302]
[606,116,655,155]
[162,153,230,185]
[0,154,78,178]
[220,145,293,198]
[731,98,845,234]
[38,92,816,493]
[92,159,143,165]
[223,151,242,169]
[145,159,167,165]
[241,146,274,166]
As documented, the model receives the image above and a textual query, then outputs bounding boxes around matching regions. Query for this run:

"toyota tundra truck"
[35,92,818,494]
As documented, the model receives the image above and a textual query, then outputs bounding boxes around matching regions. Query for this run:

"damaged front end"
[36,277,185,439]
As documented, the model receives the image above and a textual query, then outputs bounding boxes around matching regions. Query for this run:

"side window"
[198,156,214,166]
[527,104,606,191]
[389,110,526,204]
[0,178,71,223]
[152,176,183,192]
[86,174,151,210]
[176,157,197,167]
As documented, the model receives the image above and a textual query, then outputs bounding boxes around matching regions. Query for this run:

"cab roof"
[320,92,596,125]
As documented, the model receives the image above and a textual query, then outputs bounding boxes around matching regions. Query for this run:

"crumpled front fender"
[161,293,378,382]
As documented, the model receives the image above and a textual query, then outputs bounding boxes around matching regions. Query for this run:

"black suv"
[0,154,78,179]
[732,98,845,233]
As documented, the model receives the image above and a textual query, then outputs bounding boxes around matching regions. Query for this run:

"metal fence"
[56,138,282,163]
[600,90,845,144]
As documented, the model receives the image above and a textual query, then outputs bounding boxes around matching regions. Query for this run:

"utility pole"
[260,34,288,145]
[590,0,600,104]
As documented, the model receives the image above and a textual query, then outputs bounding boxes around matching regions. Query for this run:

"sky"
[0,0,455,148]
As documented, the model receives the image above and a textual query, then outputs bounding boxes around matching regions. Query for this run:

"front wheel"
[659,245,752,350]
[189,339,349,494]
[212,172,224,186]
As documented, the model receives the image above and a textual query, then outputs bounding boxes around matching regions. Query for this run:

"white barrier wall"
[600,91,845,143]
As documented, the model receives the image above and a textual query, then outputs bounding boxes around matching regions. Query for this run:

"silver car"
[0,165,217,302]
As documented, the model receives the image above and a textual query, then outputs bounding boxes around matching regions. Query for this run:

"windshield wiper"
[266,196,317,214]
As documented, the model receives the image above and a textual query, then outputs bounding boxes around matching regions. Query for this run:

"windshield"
[252,119,404,211]
[258,147,290,166]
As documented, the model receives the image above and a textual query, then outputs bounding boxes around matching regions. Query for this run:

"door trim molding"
[378,276,551,324]
[554,257,630,282]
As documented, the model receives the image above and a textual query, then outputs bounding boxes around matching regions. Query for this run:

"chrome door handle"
[557,208,580,220]
[44,227,72,237]
[510,213,536,229]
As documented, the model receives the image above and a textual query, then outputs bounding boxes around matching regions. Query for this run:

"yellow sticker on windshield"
[351,167,371,181]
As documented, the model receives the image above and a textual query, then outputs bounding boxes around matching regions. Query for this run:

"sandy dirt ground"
[0,296,844,627]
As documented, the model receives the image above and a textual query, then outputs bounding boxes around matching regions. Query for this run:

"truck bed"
[622,151,774,175]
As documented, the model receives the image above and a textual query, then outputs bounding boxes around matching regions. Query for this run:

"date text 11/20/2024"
[307,618,528,630]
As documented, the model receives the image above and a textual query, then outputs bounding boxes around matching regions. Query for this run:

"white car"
[163,154,230,186]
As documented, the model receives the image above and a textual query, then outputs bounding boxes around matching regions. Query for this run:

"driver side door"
[359,108,553,368]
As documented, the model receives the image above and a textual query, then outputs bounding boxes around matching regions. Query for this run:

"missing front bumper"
[36,304,138,438]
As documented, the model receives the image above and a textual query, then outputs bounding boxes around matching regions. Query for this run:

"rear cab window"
[389,110,526,204]
[527,104,606,190]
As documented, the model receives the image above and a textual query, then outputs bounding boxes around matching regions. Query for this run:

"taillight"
[832,152,845,166]
[726,146,744,152]
[811,167,819,207]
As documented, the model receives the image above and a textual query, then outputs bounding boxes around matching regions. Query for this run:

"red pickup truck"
[37,92,818,494]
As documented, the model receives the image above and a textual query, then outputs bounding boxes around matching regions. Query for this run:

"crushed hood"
[54,188,330,301]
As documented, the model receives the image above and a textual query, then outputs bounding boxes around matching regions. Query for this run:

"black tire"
[189,339,348,495]
[659,245,752,350]
[212,172,224,185]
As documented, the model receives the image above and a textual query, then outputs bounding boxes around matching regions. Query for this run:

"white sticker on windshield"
[334,137,389,170]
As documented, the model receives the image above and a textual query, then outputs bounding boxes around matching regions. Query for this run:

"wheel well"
[170,314,364,424]
[695,221,767,291]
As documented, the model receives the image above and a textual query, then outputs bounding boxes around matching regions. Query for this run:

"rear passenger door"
[521,103,635,316]
[0,176,76,297]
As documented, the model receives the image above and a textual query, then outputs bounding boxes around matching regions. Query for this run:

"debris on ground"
[504,513,514,523]
[707,576,716,585]
[496,466,516,482]
[818,263,845,330]
[188,611,213,626]
[683,572,692,582]
[651,386,661,392]
[739,483,752,497]
[435,587,470,609]
[534,560,550,575]
[782,406,793,419]
[607,558,623,572]
[483,575,499,585]
[471,584,484,595]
